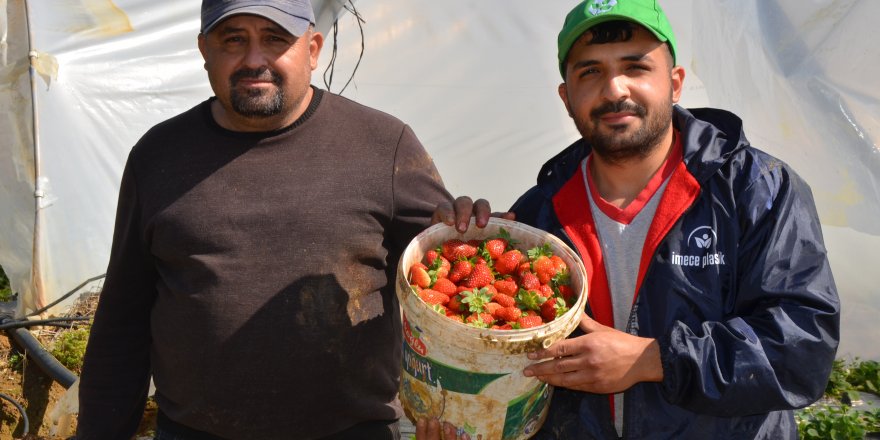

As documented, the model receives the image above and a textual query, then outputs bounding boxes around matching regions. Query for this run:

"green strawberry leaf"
[461,288,492,313]
[554,300,570,318]
[552,269,570,287]
[527,243,553,261]
[467,319,490,329]
[516,289,547,311]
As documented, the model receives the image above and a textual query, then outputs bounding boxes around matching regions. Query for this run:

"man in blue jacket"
[422,0,840,438]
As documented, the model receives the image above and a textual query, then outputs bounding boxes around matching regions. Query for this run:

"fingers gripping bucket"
[396,218,588,439]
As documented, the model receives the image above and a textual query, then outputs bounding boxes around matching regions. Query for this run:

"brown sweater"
[78,88,452,439]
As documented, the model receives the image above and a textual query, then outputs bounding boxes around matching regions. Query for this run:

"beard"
[573,96,673,164]
[229,67,285,118]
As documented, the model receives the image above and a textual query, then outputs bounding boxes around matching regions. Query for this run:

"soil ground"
[0,292,158,440]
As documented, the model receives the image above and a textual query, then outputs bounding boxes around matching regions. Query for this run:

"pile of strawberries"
[407,228,575,330]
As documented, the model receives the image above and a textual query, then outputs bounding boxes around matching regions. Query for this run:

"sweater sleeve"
[658,158,840,416]
[77,158,156,439]
[389,125,453,251]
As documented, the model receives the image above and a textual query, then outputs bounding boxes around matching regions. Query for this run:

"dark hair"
[563,20,673,78]
[586,20,637,46]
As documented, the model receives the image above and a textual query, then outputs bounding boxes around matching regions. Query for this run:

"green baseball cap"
[557,0,677,78]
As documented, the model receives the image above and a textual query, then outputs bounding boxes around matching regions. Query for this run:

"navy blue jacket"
[513,106,840,439]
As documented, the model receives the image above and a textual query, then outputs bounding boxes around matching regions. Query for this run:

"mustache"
[229,67,283,86]
[590,101,647,119]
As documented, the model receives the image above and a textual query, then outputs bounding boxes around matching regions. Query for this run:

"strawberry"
[516,315,544,329]
[484,302,503,317]
[495,306,522,322]
[436,257,451,279]
[538,284,554,298]
[557,284,575,305]
[456,285,473,294]
[462,262,494,289]
[519,272,540,291]
[467,239,482,248]
[409,264,431,289]
[466,312,495,327]
[425,249,441,266]
[442,239,478,261]
[448,294,464,313]
[494,250,524,275]
[532,256,556,285]
[448,260,473,283]
[493,323,514,330]
[540,297,559,322]
[432,278,458,295]
[446,312,465,323]
[493,279,518,296]
[483,284,498,296]
[529,244,557,284]
[483,237,508,261]
[550,255,568,273]
[419,289,450,306]
[492,293,516,308]
[489,228,515,259]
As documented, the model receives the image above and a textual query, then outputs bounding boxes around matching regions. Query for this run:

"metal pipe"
[22,0,47,317]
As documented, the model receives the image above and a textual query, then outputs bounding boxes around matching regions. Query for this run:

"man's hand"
[432,196,514,232]
[523,314,663,394]
[415,418,471,440]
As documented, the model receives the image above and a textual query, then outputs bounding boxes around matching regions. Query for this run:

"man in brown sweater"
[76,0,452,438]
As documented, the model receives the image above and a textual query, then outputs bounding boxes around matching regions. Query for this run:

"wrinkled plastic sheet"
[0,0,876,358]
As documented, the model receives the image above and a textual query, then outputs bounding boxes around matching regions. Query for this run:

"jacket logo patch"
[671,226,726,268]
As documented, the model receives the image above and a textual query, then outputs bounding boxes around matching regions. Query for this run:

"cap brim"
[203,6,312,36]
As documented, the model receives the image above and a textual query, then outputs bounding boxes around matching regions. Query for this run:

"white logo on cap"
[589,0,618,15]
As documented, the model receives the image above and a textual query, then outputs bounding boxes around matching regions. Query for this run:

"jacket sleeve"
[77,159,156,439]
[657,156,840,416]
[389,124,453,251]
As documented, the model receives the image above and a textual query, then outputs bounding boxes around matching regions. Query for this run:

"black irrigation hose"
[1,316,80,389]
[0,391,29,435]
[0,316,91,331]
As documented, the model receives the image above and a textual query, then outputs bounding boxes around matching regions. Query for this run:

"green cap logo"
[557,0,678,78]
[588,0,618,15]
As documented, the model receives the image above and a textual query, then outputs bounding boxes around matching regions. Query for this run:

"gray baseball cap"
[201,0,315,36]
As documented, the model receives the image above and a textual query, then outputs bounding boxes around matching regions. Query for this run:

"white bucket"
[396,218,588,440]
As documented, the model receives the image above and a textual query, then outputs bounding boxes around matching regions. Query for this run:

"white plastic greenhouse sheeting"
[0,0,877,359]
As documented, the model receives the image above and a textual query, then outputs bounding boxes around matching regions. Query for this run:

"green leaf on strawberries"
[554,300,570,318]
[552,269,570,287]
[516,289,547,311]
[527,243,553,261]
[467,319,490,329]
[493,228,516,246]
[461,288,492,313]
[431,304,446,315]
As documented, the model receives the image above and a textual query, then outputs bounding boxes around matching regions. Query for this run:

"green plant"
[0,265,13,302]
[50,327,91,373]
[848,360,880,395]
[826,358,863,404]
[797,358,880,439]
[797,404,880,440]
[6,352,24,372]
